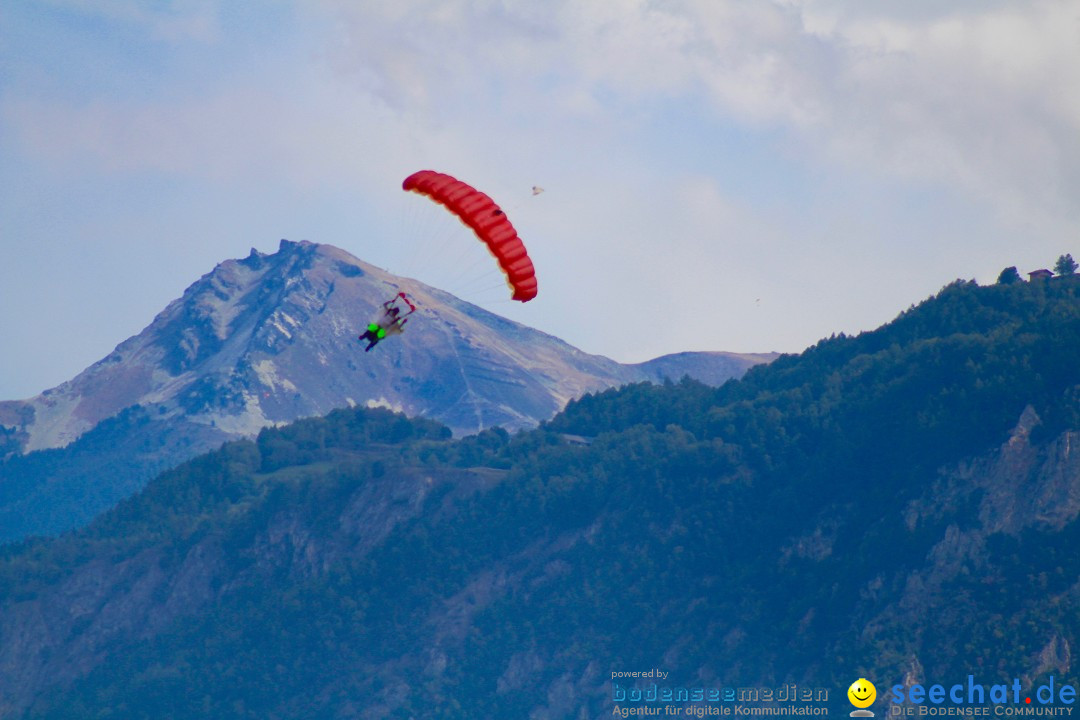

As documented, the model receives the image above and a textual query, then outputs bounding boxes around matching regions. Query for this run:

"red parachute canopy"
[402,170,537,302]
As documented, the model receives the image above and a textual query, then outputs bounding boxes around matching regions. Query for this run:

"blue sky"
[2,0,1079,400]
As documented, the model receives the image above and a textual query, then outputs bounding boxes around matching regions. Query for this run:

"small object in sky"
[531,186,544,195]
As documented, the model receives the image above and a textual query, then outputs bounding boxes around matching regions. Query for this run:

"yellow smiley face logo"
[848,678,876,708]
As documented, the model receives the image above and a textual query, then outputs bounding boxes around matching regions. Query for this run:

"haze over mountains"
[0,240,772,540]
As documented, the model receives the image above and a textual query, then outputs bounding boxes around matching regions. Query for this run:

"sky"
[2,0,1079,401]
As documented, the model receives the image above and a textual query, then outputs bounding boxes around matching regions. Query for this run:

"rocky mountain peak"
[0,241,771,453]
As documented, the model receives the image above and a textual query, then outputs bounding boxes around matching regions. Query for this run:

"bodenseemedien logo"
[849,678,877,717]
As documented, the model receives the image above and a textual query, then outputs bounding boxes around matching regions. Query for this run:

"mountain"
[630,350,774,387]
[0,240,772,542]
[2,276,1080,718]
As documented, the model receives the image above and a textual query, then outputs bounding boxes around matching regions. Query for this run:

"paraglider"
[358,171,537,355]
[359,292,416,352]
[402,170,538,302]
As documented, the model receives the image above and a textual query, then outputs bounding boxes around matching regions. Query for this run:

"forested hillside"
[3,277,1080,718]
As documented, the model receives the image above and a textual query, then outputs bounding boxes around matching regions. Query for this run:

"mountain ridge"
[0,240,772,541]
[0,240,772,450]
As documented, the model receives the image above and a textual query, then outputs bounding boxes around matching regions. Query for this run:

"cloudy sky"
[2,0,1079,400]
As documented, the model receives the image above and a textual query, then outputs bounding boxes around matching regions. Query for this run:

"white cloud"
[12,0,1079,225]
[310,0,1080,227]
[795,0,1080,219]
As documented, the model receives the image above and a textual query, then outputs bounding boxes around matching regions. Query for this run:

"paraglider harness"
[360,292,416,352]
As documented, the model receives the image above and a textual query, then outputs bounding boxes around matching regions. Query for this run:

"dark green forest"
[4,276,1080,718]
